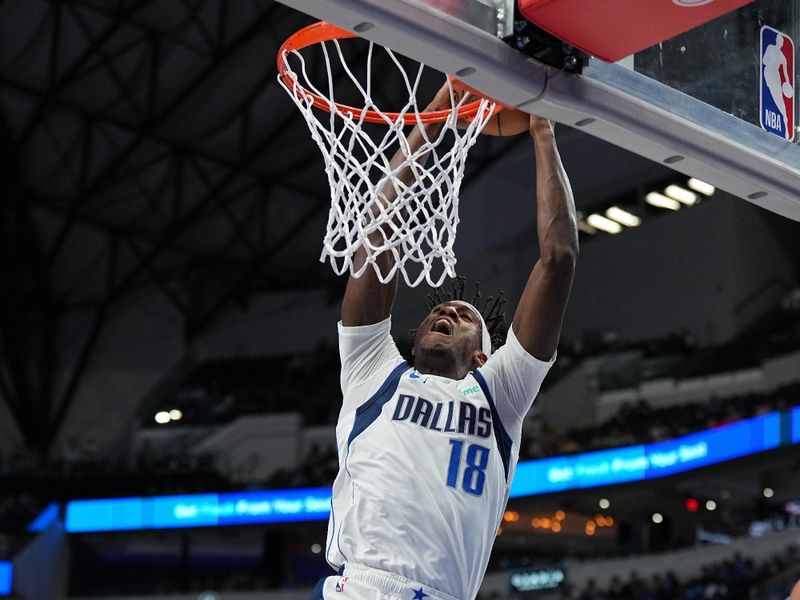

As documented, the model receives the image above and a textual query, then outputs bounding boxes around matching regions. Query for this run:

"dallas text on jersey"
[391,394,493,439]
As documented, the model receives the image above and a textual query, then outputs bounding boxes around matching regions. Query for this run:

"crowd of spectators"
[1,330,797,507]
[73,543,800,599]
[146,344,342,429]
[562,545,799,600]
[142,288,800,437]
[527,380,800,460]
[245,375,800,495]
[202,376,800,489]
[1,293,796,556]
[63,320,800,494]
[265,443,339,490]
[69,556,279,597]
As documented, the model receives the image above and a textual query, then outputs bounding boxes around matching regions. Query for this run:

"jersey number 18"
[446,439,490,496]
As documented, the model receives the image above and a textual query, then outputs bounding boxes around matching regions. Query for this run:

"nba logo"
[760,25,795,142]
[335,576,349,592]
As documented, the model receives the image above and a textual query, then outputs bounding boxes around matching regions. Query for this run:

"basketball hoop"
[277,21,499,287]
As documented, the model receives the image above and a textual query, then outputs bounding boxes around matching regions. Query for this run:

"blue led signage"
[66,488,331,533]
[65,409,800,532]
[0,562,12,596]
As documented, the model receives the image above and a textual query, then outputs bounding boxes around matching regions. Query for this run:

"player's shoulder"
[337,315,393,337]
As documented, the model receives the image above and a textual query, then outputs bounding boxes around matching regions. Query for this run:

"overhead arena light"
[605,206,641,227]
[587,213,623,234]
[577,220,598,235]
[645,192,681,211]
[687,178,715,196]
[665,184,698,206]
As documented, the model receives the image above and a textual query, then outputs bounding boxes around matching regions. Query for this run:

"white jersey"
[326,317,554,600]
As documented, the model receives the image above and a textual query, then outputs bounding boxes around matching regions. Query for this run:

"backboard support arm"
[276,0,800,221]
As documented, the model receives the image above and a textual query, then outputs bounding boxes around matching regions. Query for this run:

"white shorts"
[310,564,459,600]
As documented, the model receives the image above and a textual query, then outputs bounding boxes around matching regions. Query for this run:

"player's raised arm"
[511,116,579,361]
[341,84,454,327]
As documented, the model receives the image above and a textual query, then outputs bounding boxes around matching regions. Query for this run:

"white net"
[278,34,496,287]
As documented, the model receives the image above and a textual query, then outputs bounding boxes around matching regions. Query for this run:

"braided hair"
[412,276,507,353]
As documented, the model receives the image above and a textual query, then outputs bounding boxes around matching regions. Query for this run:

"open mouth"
[430,317,454,336]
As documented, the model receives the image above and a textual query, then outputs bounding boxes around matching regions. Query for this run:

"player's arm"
[341,84,453,326]
[511,116,578,361]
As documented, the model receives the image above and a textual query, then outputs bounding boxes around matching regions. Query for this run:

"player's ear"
[471,350,487,368]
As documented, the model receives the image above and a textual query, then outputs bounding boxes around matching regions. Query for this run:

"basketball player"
[313,84,578,600]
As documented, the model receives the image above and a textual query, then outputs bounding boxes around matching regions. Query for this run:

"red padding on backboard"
[518,0,755,62]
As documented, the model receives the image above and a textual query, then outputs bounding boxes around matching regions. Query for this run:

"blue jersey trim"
[346,361,410,447]
[325,498,343,567]
[309,576,326,599]
[473,369,512,480]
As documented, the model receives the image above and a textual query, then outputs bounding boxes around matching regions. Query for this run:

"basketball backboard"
[275,0,800,222]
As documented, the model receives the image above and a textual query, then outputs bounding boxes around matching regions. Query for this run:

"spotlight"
[651,513,664,524]
[599,498,610,509]
[587,213,623,234]
[646,192,681,211]
[687,178,715,196]
[154,411,171,424]
[605,206,641,227]
[665,184,698,206]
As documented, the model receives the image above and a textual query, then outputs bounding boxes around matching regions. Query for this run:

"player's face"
[414,301,483,359]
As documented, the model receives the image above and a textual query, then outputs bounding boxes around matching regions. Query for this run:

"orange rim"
[277,21,500,125]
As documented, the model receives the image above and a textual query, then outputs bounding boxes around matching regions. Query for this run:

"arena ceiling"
[0,0,686,453]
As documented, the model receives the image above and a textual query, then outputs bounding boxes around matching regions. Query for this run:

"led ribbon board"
[0,562,12,596]
[65,408,800,532]
[66,488,331,533]
[509,409,790,497]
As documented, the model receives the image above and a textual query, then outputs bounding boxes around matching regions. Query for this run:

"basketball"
[480,107,531,137]
[450,80,530,136]
[783,81,794,98]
